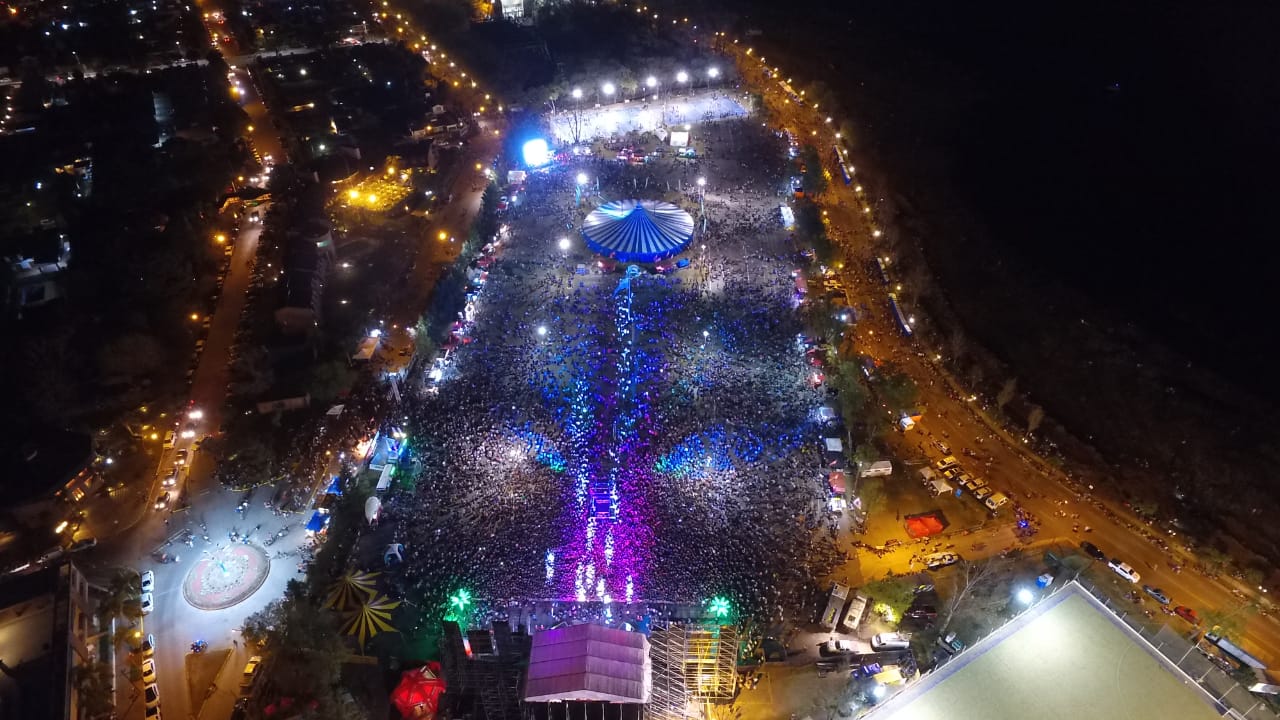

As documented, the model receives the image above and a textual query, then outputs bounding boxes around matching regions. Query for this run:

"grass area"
[880,592,1221,720]
[185,647,231,716]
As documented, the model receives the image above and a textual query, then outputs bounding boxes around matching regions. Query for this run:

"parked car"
[1173,606,1200,625]
[141,658,157,684]
[144,683,160,709]
[926,553,961,570]
[1142,585,1171,605]
[140,570,154,594]
[871,632,911,651]
[1108,559,1141,583]
[934,455,959,471]
[69,538,97,553]
[1080,541,1106,561]
[819,640,855,657]
[140,592,154,615]
[145,705,162,720]
[240,656,263,690]
[904,605,938,620]
[141,633,156,657]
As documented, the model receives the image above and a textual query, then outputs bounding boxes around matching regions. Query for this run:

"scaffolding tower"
[648,624,738,720]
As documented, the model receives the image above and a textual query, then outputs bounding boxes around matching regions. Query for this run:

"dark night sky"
[740,0,1280,397]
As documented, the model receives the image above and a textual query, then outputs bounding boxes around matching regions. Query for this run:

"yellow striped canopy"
[341,595,402,647]
[323,570,380,611]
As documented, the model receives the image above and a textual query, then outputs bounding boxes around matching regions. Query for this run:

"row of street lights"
[570,67,720,105]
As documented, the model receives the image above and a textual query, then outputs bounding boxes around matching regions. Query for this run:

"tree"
[876,363,919,413]
[309,360,355,403]
[242,598,287,647]
[798,145,828,197]
[1200,602,1257,643]
[940,558,1002,633]
[98,569,142,628]
[262,580,355,714]
[73,661,114,719]
[1027,405,1045,434]
[996,377,1018,411]
[864,576,917,622]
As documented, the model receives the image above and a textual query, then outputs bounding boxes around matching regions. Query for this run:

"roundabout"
[183,544,271,611]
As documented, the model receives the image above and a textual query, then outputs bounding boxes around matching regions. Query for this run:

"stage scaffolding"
[648,624,738,720]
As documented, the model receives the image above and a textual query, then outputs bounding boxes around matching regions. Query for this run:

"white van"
[871,632,911,651]
[984,492,1009,512]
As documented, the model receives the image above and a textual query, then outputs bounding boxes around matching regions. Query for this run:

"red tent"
[391,662,447,719]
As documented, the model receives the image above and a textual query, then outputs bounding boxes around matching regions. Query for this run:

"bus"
[832,146,853,185]
[888,293,913,337]
[1204,632,1268,672]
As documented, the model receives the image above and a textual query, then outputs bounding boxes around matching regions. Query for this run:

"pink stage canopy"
[523,623,651,704]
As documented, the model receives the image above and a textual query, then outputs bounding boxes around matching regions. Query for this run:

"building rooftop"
[870,585,1222,720]
[0,427,94,506]
[0,564,73,720]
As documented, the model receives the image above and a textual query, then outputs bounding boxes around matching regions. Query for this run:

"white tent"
[523,623,651,704]
[823,437,843,453]
[365,495,382,524]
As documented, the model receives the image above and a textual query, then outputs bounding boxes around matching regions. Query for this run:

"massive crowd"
[380,119,846,625]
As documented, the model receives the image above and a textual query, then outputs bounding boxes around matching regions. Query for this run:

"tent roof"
[524,624,651,704]
[581,200,694,263]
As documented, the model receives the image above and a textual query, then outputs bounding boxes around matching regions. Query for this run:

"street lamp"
[576,172,589,205]
[708,67,719,79]
[558,237,571,251]
[536,325,548,337]
[571,87,582,100]
[1016,587,1035,605]
[697,176,706,189]
[602,82,616,102]
[676,70,689,94]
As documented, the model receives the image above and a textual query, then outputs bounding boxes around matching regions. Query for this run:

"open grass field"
[876,590,1221,720]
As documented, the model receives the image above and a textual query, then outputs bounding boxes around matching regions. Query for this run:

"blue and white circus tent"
[581,200,694,263]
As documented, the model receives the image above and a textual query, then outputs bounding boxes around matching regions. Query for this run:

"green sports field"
[877,591,1221,720]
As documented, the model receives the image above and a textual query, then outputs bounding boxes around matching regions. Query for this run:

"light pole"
[707,66,719,88]
[646,75,658,99]
[676,70,689,96]
[696,176,706,215]
[602,82,616,105]
[576,172,589,205]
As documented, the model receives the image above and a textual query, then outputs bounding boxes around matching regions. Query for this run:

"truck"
[820,582,850,629]
[859,460,893,478]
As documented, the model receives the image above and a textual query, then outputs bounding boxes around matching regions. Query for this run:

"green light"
[450,589,472,613]
[708,596,731,618]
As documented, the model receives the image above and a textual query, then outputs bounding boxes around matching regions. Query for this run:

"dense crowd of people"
[380,119,846,625]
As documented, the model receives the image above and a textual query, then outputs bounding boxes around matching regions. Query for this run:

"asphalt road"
[721,40,1280,666]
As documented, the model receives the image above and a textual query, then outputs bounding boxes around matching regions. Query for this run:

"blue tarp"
[326,477,343,496]
[581,200,694,262]
[305,511,329,533]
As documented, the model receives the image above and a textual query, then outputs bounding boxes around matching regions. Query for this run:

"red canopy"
[391,662,446,719]
[827,471,846,494]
